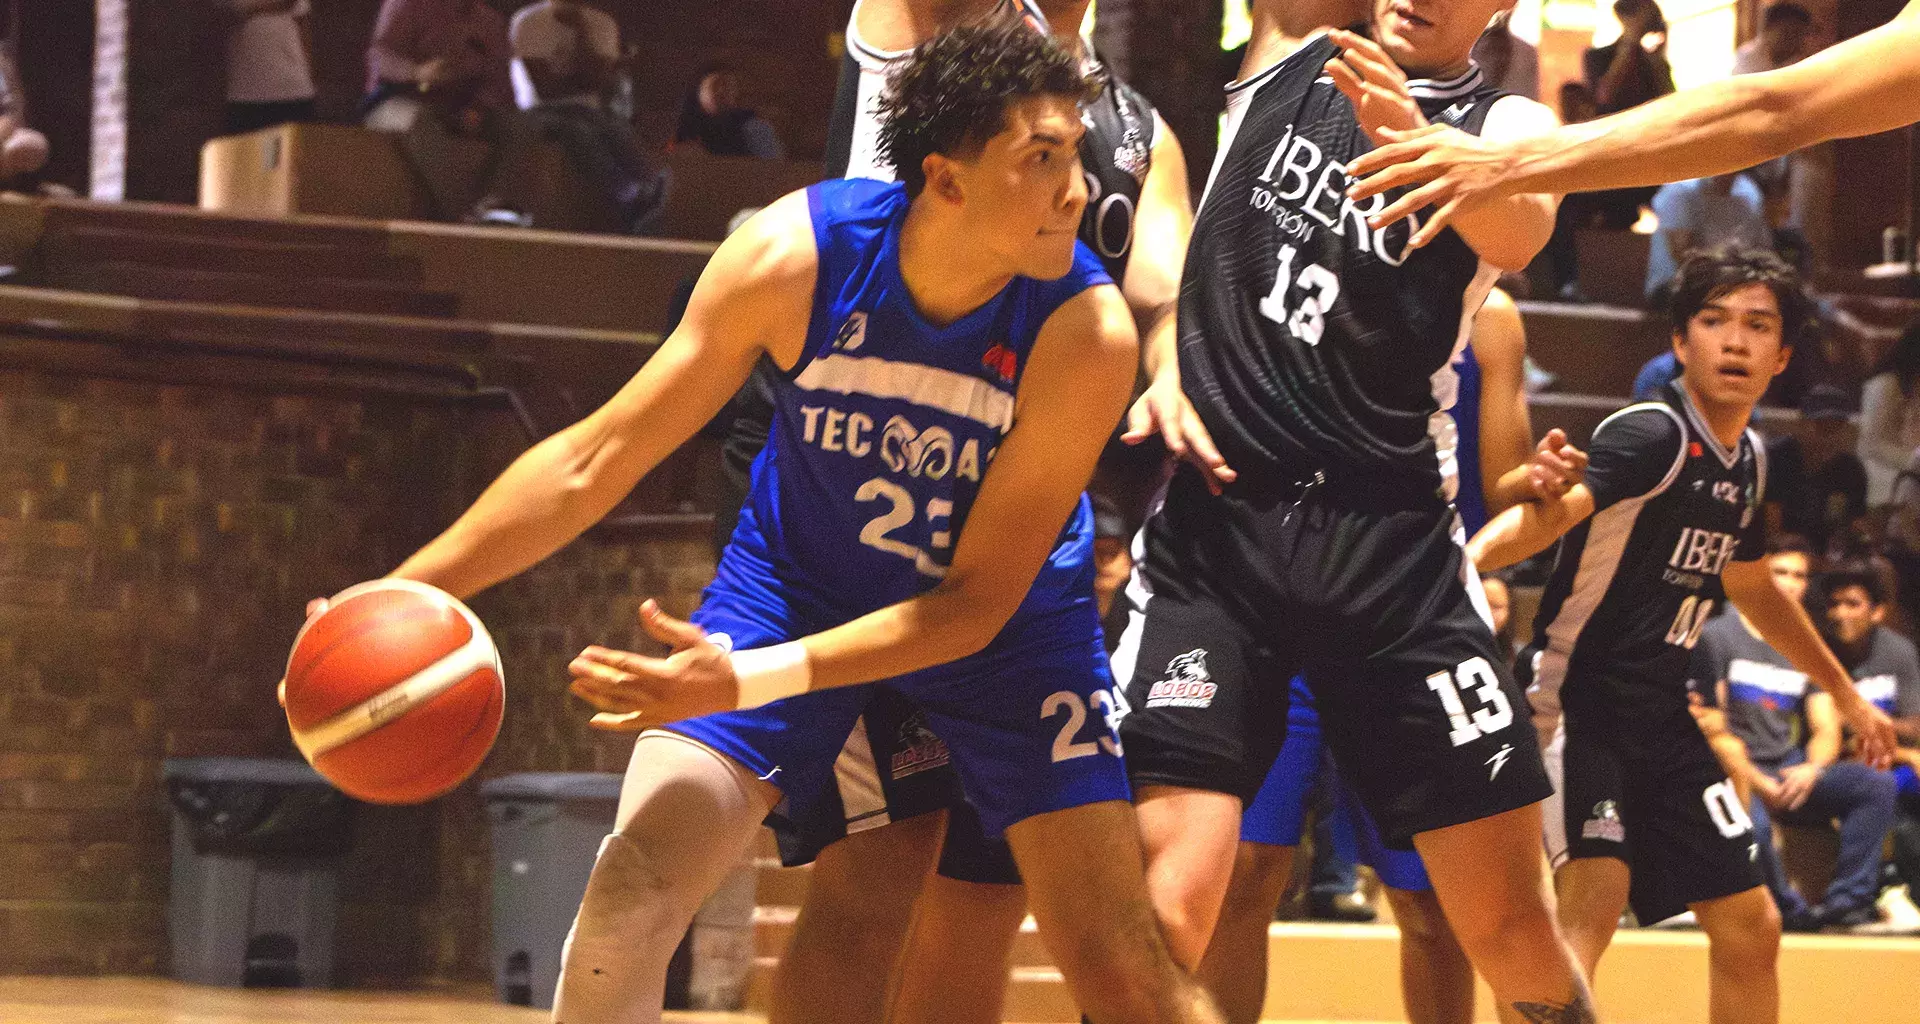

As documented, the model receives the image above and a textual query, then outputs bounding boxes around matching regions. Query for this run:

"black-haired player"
[1473,249,1896,1023]
[1107,1,1605,1021]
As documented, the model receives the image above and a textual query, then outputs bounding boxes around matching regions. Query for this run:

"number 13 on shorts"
[1044,685,1129,762]
[1427,656,1515,747]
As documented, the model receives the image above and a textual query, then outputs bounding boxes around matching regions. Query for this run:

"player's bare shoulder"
[687,191,819,366]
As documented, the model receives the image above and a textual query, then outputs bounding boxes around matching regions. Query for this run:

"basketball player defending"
[1346,3,1920,246]
[1198,287,1584,1024]
[1470,249,1896,1024]
[1107,2,1601,1021]
[328,27,1218,1024]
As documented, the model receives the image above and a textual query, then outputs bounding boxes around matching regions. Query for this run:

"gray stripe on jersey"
[1531,403,1689,727]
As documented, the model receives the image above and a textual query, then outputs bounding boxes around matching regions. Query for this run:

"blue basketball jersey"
[706,178,1114,651]
[1452,342,1488,534]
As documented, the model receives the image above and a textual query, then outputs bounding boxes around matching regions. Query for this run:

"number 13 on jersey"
[1259,243,1340,346]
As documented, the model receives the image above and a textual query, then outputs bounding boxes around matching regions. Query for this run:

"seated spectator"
[221,0,317,136]
[1735,4,1833,271]
[0,43,48,187]
[1646,178,1771,300]
[1733,1,1815,75]
[1690,548,1899,931]
[1470,10,1538,100]
[1581,0,1674,230]
[510,0,663,232]
[1859,322,1920,515]
[1089,494,1131,651]
[1764,384,1868,549]
[364,0,539,226]
[674,62,784,160]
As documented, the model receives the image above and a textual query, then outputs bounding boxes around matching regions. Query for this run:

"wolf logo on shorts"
[1146,650,1217,709]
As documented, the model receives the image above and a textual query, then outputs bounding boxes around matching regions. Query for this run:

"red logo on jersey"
[1689,442,1704,458]
[982,343,1017,383]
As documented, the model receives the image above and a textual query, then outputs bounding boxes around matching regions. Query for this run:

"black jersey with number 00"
[1179,32,1505,505]
[1527,383,1768,729]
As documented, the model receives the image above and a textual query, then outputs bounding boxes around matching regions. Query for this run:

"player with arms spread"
[1346,2,1920,245]
[1106,1,1604,1022]
[312,26,1221,1024]
[1472,249,1896,1024]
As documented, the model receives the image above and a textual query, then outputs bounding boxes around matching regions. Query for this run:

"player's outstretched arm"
[1465,483,1592,573]
[1723,558,1897,770]
[1473,292,1588,511]
[1346,3,1920,246]
[388,195,817,600]
[569,284,1139,727]
[1324,29,1559,269]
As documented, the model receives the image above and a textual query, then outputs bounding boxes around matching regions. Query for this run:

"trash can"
[163,757,354,989]
[482,772,623,1009]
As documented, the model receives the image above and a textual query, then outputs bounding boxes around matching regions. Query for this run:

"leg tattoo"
[1512,995,1599,1024]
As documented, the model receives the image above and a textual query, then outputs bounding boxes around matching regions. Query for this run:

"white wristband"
[731,642,812,709]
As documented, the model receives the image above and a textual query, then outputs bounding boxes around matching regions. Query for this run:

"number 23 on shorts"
[1043,686,1129,763]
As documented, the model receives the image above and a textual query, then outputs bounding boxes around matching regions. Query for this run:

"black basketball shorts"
[1114,466,1551,847]
[1536,694,1763,925]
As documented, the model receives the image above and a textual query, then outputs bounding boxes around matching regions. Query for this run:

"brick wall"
[0,363,720,982]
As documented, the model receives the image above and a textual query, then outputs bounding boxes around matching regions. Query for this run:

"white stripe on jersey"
[1529,403,1689,730]
[1726,657,1809,698]
[1428,261,1501,504]
[794,351,1016,432]
[1856,673,1899,707]
[1540,708,1571,868]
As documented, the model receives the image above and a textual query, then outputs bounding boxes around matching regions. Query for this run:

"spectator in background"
[364,0,540,226]
[0,43,48,188]
[1690,552,1900,932]
[1631,347,1681,401]
[1089,495,1131,653]
[1471,10,1538,100]
[1581,0,1674,231]
[674,63,784,160]
[1859,323,1920,514]
[219,0,316,135]
[1734,3,1834,273]
[510,0,664,233]
[1645,178,1771,300]
[1765,384,1868,551]
[1733,2,1815,76]
[1482,571,1515,664]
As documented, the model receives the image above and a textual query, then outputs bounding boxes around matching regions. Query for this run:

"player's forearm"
[1451,194,1555,272]
[390,430,632,600]
[1731,586,1859,740]
[1468,496,1579,572]
[793,577,1021,691]
[1138,300,1179,384]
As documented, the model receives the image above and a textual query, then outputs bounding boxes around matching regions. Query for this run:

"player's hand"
[1777,762,1821,811]
[1836,689,1898,771]
[1344,125,1520,252]
[569,600,736,731]
[1123,376,1236,495]
[1325,29,1426,146]
[278,596,332,708]
[1527,429,1588,499]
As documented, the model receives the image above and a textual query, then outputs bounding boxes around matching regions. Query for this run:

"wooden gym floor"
[0,977,1388,1024]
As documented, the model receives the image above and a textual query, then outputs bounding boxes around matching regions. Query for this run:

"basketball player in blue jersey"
[326,27,1220,1024]
[1471,249,1895,1023]
[685,4,1197,1023]
[1195,286,1587,1024]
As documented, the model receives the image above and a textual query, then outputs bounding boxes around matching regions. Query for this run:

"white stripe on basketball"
[834,714,892,833]
[795,352,1015,432]
[289,579,502,761]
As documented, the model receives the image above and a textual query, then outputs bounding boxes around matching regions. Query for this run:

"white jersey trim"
[1529,404,1687,734]
[795,351,1016,433]
[1677,385,1739,469]
[1429,261,1501,504]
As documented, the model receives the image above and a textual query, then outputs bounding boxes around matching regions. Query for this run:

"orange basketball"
[283,579,504,804]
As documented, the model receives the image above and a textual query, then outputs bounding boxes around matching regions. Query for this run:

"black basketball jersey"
[1528,383,1768,728]
[1179,31,1506,507]
[823,0,1157,281]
